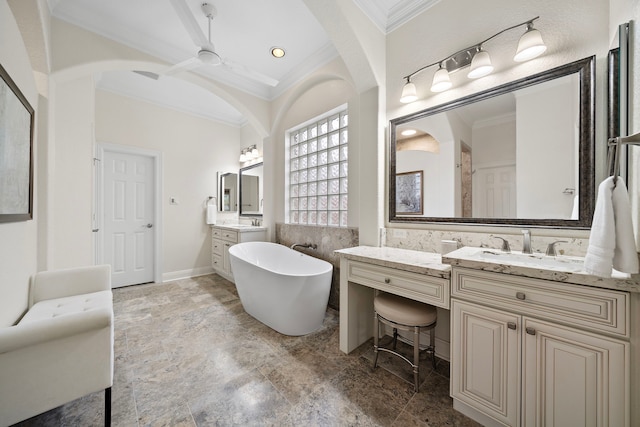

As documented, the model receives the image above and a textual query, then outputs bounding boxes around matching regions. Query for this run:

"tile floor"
[15,274,480,427]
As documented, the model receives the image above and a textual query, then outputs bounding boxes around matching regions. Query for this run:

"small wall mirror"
[218,172,238,212]
[239,162,263,216]
[389,56,595,228]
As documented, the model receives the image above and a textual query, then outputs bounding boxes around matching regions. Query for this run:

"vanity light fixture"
[401,129,417,136]
[239,145,260,163]
[400,16,546,103]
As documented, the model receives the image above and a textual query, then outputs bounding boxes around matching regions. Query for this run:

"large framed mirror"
[389,56,595,228]
[218,171,238,212]
[239,162,263,216]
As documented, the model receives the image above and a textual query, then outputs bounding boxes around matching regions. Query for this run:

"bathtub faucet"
[291,243,317,250]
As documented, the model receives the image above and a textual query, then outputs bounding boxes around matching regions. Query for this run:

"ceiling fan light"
[514,26,547,62]
[199,49,222,65]
[400,81,418,103]
[467,50,494,79]
[431,67,452,93]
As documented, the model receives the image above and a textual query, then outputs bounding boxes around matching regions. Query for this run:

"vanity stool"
[372,292,437,392]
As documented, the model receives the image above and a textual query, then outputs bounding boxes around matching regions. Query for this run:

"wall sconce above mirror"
[390,56,595,229]
[400,16,547,103]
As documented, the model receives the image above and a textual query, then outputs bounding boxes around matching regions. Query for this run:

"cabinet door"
[222,241,232,275]
[522,318,629,427]
[451,300,521,426]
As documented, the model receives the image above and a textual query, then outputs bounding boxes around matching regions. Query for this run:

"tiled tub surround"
[335,246,452,359]
[276,223,359,310]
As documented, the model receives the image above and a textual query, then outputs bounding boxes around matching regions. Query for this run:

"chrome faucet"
[521,230,532,254]
[291,243,317,250]
[251,218,261,226]
[545,240,568,257]
[493,237,511,253]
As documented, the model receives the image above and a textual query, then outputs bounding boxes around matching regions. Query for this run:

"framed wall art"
[395,170,423,215]
[0,63,34,222]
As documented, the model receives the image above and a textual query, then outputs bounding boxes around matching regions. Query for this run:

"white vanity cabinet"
[450,267,630,427]
[211,225,266,282]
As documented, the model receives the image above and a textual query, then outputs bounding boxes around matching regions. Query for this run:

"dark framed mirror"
[239,162,263,217]
[389,56,595,228]
[218,171,238,212]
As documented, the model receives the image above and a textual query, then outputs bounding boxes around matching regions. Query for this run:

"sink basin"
[473,249,586,273]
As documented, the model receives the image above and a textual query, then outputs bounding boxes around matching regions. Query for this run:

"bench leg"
[105,387,111,426]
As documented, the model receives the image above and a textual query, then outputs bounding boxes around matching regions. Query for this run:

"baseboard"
[162,266,214,282]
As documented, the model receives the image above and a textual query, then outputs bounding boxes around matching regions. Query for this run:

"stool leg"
[392,328,398,350]
[430,327,437,369]
[373,312,379,369]
[413,326,420,392]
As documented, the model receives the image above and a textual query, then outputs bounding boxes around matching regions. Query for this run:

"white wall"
[95,90,241,277]
[0,0,40,326]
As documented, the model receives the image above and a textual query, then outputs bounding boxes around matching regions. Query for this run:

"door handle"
[144,223,153,228]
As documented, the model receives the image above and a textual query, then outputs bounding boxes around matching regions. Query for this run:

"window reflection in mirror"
[219,172,237,212]
[239,162,263,216]
[389,56,595,228]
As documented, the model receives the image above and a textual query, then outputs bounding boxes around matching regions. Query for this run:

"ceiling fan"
[165,0,279,87]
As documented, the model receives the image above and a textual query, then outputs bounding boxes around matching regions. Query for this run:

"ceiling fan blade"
[165,57,201,75]
[168,0,209,48]
[222,59,279,87]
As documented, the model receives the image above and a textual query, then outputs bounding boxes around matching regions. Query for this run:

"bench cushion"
[20,291,112,324]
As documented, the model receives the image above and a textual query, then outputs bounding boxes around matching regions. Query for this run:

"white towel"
[584,176,639,277]
[206,198,217,225]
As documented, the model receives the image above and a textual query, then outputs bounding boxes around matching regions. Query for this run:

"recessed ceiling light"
[401,129,417,136]
[271,47,286,58]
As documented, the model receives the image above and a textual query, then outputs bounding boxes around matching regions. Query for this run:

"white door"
[474,165,516,218]
[103,150,155,287]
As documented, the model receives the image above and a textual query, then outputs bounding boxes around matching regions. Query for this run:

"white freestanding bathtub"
[228,241,333,336]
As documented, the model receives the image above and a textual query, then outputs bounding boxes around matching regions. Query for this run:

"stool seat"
[374,293,437,327]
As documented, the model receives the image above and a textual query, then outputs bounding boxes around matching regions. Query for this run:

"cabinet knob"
[225,243,231,247]
[384,278,391,284]
[516,292,526,300]
[526,327,536,335]
[507,322,517,330]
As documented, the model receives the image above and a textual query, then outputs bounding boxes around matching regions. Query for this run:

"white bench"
[0,265,113,427]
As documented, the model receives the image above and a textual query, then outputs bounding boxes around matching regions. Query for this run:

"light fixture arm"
[402,16,540,82]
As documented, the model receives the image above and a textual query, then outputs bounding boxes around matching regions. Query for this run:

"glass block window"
[287,107,348,227]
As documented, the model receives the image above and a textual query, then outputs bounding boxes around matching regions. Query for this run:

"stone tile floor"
[15,274,480,426]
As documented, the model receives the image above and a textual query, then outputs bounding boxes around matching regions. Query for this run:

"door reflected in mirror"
[219,172,238,212]
[239,162,263,216]
[390,56,595,228]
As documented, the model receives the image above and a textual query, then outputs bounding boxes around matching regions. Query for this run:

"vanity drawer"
[347,260,449,309]
[452,268,629,337]
[212,227,238,243]
[212,239,224,256]
[211,254,223,269]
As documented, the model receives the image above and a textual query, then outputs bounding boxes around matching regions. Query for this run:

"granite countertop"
[335,246,451,279]
[211,224,267,232]
[442,246,640,293]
